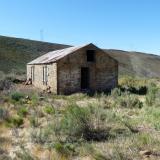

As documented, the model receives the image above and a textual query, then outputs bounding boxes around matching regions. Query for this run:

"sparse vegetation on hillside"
[106,49,160,77]
[0,76,160,159]
[0,35,70,74]
[1,35,160,78]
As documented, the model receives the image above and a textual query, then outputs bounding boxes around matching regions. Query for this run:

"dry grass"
[0,77,160,159]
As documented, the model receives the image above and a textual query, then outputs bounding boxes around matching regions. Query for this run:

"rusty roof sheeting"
[28,43,90,65]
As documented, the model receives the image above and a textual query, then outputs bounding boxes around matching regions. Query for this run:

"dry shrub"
[56,104,111,142]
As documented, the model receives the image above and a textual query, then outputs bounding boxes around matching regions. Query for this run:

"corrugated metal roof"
[28,43,91,65]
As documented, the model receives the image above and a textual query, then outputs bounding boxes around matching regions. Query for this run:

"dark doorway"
[81,67,89,89]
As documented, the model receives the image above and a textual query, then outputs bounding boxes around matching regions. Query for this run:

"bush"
[56,104,111,142]
[17,107,28,117]
[60,105,91,141]
[145,83,159,106]
[9,116,23,127]
[116,94,143,108]
[54,142,76,157]
[30,94,39,106]
[119,76,147,95]
[136,133,153,146]
[11,92,24,101]
[44,106,55,115]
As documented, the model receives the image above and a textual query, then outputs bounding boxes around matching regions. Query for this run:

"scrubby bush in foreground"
[115,93,143,109]
[54,142,77,157]
[43,105,55,115]
[145,82,159,106]
[11,92,24,101]
[6,115,24,127]
[17,106,28,117]
[55,104,111,142]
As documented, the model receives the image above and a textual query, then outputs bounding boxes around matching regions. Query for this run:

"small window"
[87,50,95,62]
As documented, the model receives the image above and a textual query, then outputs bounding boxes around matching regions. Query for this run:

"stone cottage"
[27,43,118,94]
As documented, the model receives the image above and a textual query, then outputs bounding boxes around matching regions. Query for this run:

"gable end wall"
[57,45,118,94]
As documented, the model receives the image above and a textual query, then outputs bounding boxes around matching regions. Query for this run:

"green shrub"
[9,116,23,127]
[44,106,55,115]
[11,92,24,101]
[54,142,76,157]
[116,94,143,108]
[145,83,159,106]
[17,107,28,117]
[60,105,90,141]
[12,116,23,127]
[136,133,153,146]
[119,76,147,89]
[56,104,110,142]
[119,76,147,95]
[31,94,39,106]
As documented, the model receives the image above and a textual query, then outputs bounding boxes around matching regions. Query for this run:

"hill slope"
[106,49,160,77]
[0,35,160,78]
[0,36,70,73]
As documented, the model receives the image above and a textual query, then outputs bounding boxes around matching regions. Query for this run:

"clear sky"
[0,0,160,55]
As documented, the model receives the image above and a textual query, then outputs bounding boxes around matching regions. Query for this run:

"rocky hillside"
[0,35,160,78]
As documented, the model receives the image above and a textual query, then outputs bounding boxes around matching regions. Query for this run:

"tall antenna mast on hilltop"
[40,29,44,41]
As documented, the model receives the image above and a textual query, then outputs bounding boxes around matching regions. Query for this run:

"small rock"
[139,150,152,156]
[25,95,30,99]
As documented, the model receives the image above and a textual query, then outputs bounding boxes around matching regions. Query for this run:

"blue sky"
[0,0,160,55]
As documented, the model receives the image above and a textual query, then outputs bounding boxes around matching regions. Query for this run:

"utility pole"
[40,29,44,41]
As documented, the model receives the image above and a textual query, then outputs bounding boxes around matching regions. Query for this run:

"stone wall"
[57,44,118,94]
[27,44,118,94]
[27,63,57,93]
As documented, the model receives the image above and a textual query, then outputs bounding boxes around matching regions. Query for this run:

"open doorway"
[81,67,89,89]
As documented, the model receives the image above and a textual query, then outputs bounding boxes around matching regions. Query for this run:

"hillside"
[106,49,160,77]
[0,36,70,74]
[0,35,160,78]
